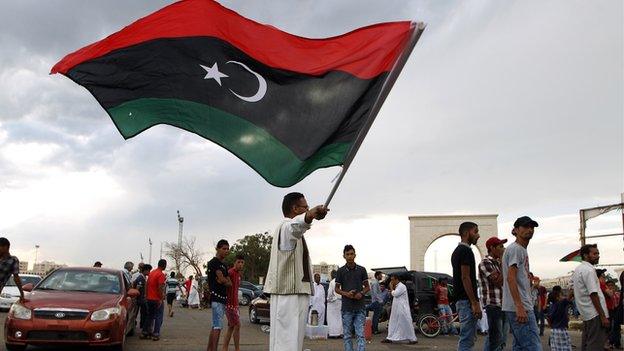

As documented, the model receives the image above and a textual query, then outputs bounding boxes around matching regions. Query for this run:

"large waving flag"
[52,0,423,187]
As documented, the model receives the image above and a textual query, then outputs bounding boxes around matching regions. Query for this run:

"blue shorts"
[211,302,226,330]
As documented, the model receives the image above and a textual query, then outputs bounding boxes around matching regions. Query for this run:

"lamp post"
[148,238,153,265]
[34,245,40,272]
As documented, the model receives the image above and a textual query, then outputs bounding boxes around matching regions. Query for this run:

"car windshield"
[6,276,41,287]
[36,270,121,294]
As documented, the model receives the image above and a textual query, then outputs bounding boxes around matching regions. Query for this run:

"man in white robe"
[382,275,417,344]
[309,273,326,325]
[265,192,328,351]
[326,270,343,337]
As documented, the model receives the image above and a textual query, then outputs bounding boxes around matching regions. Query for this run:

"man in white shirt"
[309,273,326,325]
[572,243,609,351]
[265,192,328,351]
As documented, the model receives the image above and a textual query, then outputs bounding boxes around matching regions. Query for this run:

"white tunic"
[326,278,343,336]
[269,214,313,351]
[187,279,200,306]
[387,282,417,342]
[308,282,326,325]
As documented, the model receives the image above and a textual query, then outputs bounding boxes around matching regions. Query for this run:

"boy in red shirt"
[222,254,245,351]
[142,259,167,340]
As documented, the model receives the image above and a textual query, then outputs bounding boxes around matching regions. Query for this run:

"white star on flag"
[200,62,229,86]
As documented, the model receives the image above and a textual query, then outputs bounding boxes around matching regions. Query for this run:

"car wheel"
[249,306,259,324]
[5,344,26,351]
[240,295,250,306]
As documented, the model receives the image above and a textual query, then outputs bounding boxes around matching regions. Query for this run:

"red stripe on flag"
[51,0,412,79]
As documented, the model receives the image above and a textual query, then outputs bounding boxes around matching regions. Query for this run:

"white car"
[0,274,42,310]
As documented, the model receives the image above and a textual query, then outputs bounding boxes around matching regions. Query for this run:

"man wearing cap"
[572,244,609,351]
[479,237,507,351]
[501,216,541,350]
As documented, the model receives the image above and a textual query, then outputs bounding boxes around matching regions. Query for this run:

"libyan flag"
[52,0,423,187]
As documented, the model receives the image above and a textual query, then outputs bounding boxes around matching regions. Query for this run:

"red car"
[4,267,140,351]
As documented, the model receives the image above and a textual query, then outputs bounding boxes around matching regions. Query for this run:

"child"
[547,286,572,351]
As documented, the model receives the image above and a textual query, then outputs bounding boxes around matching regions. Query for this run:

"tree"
[164,236,206,278]
[224,232,272,283]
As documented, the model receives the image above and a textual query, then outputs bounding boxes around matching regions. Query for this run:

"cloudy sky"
[0,0,622,279]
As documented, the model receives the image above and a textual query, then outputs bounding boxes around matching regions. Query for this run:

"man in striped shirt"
[479,237,507,351]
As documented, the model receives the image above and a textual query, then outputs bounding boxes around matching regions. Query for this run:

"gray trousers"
[581,316,608,351]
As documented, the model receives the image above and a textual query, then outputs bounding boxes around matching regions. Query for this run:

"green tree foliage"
[224,232,272,284]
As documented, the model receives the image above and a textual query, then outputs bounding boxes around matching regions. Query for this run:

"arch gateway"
[409,214,499,271]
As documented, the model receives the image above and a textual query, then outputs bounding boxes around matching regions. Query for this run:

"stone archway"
[409,214,499,271]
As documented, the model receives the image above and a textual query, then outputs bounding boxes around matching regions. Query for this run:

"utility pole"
[160,242,163,260]
[176,211,184,273]
[148,238,153,265]
[34,245,40,272]
[177,210,184,248]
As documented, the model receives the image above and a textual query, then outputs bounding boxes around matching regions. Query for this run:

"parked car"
[0,275,42,311]
[249,292,270,324]
[240,281,263,296]
[4,267,140,351]
[375,268,453,323]
[248,282,329,325]
[239,287,255,306]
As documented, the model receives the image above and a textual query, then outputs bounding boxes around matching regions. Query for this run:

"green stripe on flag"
[108,98,349,187]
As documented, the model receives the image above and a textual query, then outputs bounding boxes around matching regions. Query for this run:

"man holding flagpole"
[264,192,328,351]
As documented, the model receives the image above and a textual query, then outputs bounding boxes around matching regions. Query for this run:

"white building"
[312,262,339,281]
[19,261,29,273]
[32,261,66,276]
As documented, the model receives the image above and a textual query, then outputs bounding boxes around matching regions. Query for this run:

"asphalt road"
[1,307,583,351]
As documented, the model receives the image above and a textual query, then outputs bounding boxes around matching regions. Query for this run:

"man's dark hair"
[580,244,598,260]
[374,271,383,279]
[170,271,176,278]
[216,239,229,249]
[0,238,10,248]
[343,244,355,254]
[282,192,304,216]
[458,222,478,237]
[235,254,245,261]
[330,270,337,279]
[142,264,152,272]
[158,259,167,269]
[189,275,194,279]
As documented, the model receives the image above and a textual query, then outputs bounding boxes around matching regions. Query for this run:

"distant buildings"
[32,261,67,276]
[19,261,28,273]
[541,274,573,289]
[312,262,339,281]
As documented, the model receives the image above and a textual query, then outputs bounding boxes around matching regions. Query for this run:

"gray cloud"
[1,0,622,274]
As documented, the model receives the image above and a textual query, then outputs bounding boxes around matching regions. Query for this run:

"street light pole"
[148,238,153,265]
[34,245,40,272]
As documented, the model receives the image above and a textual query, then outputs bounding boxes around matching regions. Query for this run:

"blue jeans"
[457,300,478,350]
[342,309,366,351]
[366,301,382,333]
[483,305,504,351]
[505,310,542,351]
[211,302,226,330]
[144,300,164,336]
[438,304,457,335]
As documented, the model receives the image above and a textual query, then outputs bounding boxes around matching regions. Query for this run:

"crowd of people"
[451,217,623,351]
[0,193,623,351]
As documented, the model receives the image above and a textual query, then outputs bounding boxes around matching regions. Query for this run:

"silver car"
[0,274,42,310]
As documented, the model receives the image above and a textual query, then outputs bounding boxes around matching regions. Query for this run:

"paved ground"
[1,307,583,350]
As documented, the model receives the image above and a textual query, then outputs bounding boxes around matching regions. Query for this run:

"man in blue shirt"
[366,271,384,334]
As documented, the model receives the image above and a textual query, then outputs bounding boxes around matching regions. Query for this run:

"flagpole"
[324,22,426,207]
